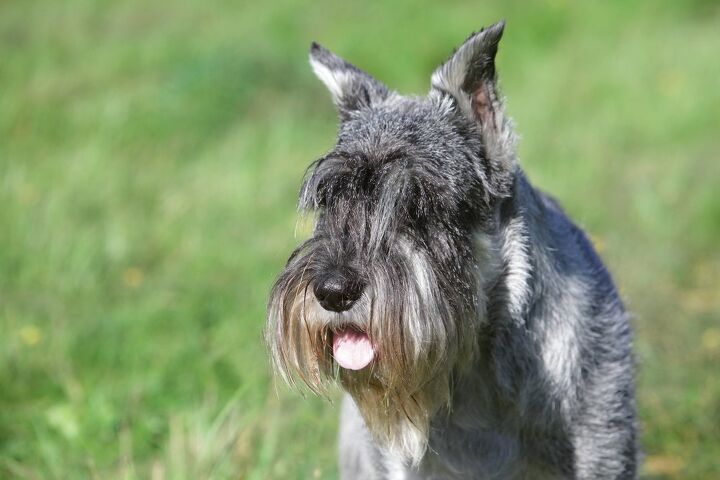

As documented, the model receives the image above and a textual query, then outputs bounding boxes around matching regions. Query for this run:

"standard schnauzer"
[266,21,637,479]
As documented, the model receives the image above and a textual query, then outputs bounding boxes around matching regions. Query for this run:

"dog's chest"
[410,372,569,479]
[414,427,559,480]
[421,428,522,479]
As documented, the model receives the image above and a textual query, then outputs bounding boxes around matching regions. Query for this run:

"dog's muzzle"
[313,272,363,312]
[311,270,374,370]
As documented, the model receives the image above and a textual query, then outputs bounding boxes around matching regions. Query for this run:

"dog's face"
[266,21,516,462]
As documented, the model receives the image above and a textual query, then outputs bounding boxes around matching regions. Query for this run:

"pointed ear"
[431,21,516,194]
[309,42,390,119]
[431,21,505,125]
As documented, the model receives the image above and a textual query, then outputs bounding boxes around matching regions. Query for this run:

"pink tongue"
[332,330,375,370]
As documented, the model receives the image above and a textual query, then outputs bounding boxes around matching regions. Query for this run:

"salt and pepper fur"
[266,21,638,479]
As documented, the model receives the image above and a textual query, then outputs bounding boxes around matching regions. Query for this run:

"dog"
[266,21,638,479]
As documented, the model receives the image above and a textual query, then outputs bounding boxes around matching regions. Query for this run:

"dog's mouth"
[332,328,375,371]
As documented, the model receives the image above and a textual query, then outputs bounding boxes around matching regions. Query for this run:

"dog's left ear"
[431,21,516,192]
[309,42,390,120]
[431,21,506,129]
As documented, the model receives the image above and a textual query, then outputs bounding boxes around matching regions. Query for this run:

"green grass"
[1,0,719,478]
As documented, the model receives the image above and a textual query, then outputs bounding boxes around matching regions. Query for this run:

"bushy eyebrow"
[299,146,422,214]
[327,148,408,165]
[332,150,362,161]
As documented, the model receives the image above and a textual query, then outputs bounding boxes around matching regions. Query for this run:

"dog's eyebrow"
[332,150,406,165]
[381,150,405,163]
[310,154,351,174]
[330,150,369,164]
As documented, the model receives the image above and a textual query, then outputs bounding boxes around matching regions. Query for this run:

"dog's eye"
[313,178,328,208]
[314,172,353,208]
[402,178,428,222]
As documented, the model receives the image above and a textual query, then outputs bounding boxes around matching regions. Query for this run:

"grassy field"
[1,0,719,478]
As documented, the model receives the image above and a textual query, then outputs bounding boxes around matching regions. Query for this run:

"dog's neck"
[412,172,579,476]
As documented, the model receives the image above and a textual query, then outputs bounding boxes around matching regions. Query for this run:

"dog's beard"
[266,241,478,464]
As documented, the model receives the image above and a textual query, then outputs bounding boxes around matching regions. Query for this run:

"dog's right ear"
[309,43,390,120]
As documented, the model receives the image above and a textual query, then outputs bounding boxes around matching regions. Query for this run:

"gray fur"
[266,20,637,479]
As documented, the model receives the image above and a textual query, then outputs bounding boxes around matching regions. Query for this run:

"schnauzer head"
[266,21,516,462]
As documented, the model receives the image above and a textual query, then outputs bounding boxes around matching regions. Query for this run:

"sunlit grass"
[1,0,719,478]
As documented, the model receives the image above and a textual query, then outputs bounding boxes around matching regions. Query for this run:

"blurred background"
[2,0,719,478]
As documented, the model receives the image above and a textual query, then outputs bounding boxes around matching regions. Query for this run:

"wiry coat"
[266,21,637,479]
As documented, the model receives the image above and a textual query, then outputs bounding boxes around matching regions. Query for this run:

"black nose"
[313,274,363,312]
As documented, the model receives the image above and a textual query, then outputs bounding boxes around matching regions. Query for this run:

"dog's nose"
[314,275,363,312]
